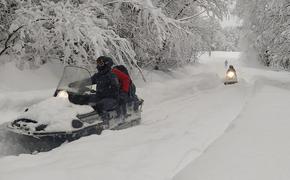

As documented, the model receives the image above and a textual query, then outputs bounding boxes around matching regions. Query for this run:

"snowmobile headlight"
[57,90,68,98]
[226,71,235,78]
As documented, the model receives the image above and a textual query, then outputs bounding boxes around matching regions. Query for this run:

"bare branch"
[163,0,175,9]
[0,25,24,56]
[0,18,53,56]
[177,10,206,21]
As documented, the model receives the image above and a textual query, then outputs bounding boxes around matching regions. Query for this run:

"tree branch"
[177,10,206,21]
[0,18,53,56]
[0,25,24,56]
[103,1,133,6]
[163,0,175,9]
[174,0,198,19]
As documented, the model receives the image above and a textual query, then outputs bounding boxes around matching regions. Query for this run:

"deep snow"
[17,97,94,132]
[174,84,290,180]
[0,52,290,180]
[173,53,290,180]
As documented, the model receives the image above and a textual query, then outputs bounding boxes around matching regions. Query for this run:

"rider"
[224,60,228,68]
[69,56,120,114]
[227,65,237,76]
[111,65,131,115]
[96,57,131,104]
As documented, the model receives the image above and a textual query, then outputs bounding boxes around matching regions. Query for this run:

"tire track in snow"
[169,82,253,178]
[171,77,290,179]
[173,78,290,180]
[138,72,252,179]
[0,57,264,180]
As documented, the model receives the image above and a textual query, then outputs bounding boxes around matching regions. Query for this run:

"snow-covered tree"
[0,0,19,58]
[211,26,241,51]
[1,0,230,71]
[236,0,290,69]
[151,0,231,68]
[8,0,138,70]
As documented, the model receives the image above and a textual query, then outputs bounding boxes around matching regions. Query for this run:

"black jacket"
[80,68,120,100]
[92,70,119,99]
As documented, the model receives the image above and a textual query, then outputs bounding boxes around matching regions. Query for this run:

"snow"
[173,83,290,180]
[1,52,290,180]
[18,97,94,132]
[0,61,63,125]
[173,52,290,180]
[0,61,62,92]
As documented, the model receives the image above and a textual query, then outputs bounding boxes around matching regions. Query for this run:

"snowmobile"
[6,66,143,152]
[224,66,238,85]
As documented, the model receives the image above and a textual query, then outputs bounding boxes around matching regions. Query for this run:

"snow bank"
[0,61,63,124]
[0,62,62,92]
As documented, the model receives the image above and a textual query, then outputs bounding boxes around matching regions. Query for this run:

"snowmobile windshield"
[56,66,93,95]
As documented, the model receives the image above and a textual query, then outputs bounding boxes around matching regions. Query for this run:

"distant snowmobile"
[224,65,238,85]
[6,66,143,152]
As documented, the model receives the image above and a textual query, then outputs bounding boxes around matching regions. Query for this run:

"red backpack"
[112,65,136,97]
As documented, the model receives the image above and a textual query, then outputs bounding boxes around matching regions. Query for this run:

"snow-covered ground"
[173,53,290,180]
[1,52,290,180]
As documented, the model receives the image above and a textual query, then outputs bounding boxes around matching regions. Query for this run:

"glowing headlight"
[226,71,235,78]
[57,90,68,98]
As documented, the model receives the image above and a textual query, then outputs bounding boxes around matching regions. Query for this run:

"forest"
[0,0,289,70]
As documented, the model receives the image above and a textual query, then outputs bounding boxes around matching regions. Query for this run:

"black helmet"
[96,56,114,73]
[96,56,114,68]
[229,65,234,69]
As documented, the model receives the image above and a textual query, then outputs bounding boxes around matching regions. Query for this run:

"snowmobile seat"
[103,103,120,112]
[88,98,119,113]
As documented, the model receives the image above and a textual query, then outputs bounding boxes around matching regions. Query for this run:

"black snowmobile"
[7,66,143,152]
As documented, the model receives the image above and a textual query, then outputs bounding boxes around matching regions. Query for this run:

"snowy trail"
[173,52,290,180]
[137,79,250,179]
[0,84,248,180]
[2,52,289,180]
[173,81,290,180]
[0,53,251,180]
